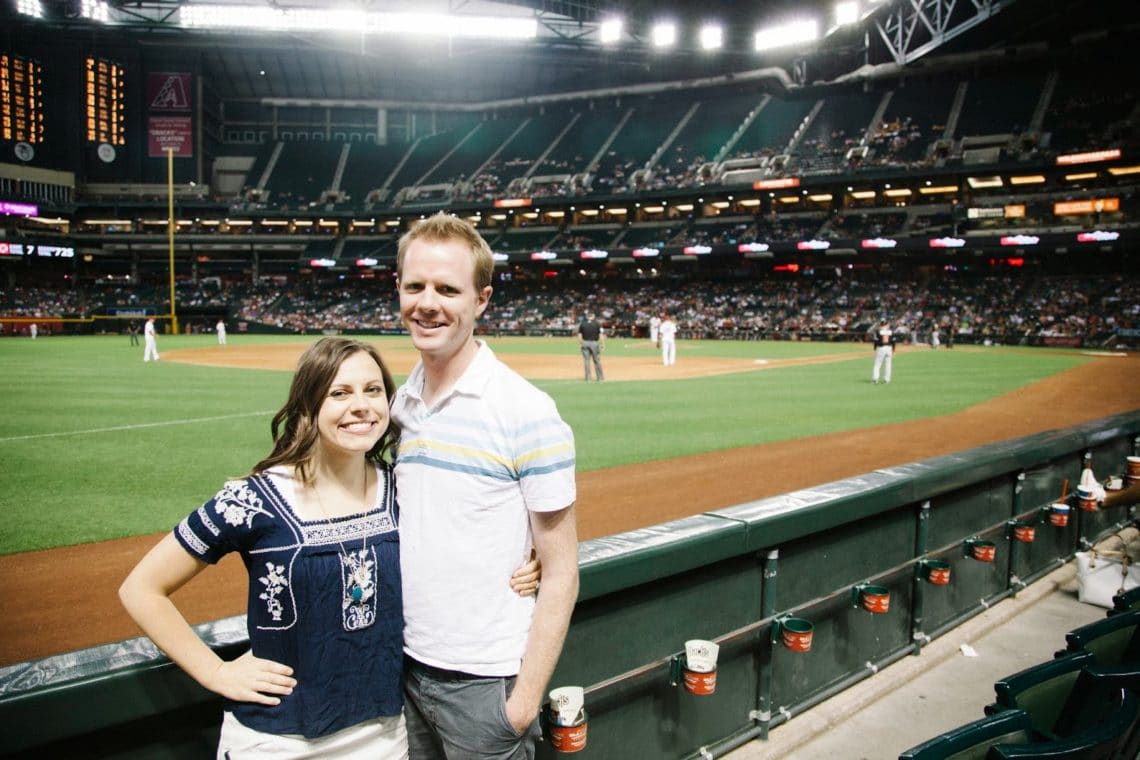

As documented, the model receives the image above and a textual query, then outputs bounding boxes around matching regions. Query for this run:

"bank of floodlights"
[599,18,624,45]
[17,0,43,18]
[699,24,724,51]
[42,0,889,54]
[651,22,677,49]
[754,19,820,52]
[81,1,110,22]
[179,4,538,40]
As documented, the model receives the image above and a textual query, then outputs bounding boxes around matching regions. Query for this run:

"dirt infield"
[2,348,1138,666]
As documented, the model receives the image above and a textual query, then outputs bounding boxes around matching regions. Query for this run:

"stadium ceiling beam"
[870,0,1012,66]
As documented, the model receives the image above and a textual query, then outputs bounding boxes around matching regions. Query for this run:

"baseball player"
[143,317,160,362]
[649,314,661,346]
[871,318,895,384]
[659,314,677,366]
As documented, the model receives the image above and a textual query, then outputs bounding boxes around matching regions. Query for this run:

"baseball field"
[1,333,1138,666]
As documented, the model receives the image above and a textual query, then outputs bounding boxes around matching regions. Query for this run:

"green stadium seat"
[1110,585,1140,616]
[897,709,1034,760]
[985,687,1139,759]
[985,651,1097,739]
[1060,609,1140,665]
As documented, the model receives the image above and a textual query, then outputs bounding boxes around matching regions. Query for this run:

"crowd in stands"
[5,272,1137,349]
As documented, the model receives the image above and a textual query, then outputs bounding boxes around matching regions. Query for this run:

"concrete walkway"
[722,562,1101,760]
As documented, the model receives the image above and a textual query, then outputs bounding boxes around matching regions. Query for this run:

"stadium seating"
[1111,586,1140,616]
[985,650,1097,738]
[897,709,1035,759]
[985,685,1140,759]
[1059,609,1140,665]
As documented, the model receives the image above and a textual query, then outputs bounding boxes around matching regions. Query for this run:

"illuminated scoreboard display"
[86,57,126,145]
[0,53,45,144]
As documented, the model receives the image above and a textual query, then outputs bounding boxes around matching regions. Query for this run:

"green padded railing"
[2,411,1137,759]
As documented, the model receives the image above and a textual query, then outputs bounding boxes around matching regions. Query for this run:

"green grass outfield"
[0,334,1090,555]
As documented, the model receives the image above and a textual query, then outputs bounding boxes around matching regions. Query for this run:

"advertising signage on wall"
[0,242,75,257]
[1054,197,1120,215]
[967,205,1025,219]
[0,201,38,216]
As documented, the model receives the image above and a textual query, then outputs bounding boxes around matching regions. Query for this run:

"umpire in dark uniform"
[578,311,605,382]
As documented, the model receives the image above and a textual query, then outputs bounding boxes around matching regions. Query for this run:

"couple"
[119,213,580,759]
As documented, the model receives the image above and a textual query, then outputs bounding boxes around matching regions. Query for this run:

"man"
[216,318,227,345]
[577,311,604,382]
[143,317,160,362]
[390,212,579,759]
[871,318,895,384]
[649,314,661,346]
[659,313,677,366]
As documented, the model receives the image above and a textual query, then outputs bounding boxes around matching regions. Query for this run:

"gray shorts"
[403,657,540,760]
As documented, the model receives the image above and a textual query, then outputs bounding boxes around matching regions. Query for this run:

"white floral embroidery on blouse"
[259,561,289,621]
[216,480,272,529]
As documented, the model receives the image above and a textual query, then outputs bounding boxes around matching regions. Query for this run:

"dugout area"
[1,411,1139,759]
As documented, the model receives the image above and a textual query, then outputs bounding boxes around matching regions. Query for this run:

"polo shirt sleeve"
[515,398,577,513]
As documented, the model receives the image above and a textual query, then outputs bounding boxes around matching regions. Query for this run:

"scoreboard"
[85,57,126,146]
[0,53,45,145]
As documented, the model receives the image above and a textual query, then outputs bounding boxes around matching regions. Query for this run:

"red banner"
[148,116,193,158]
[146,72,192,111]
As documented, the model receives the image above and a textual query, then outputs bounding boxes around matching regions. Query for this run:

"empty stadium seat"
[985,687,1139,760]
[985,650,1140,759]
[985,650,1097,739]
[897,709,1034,760]
[1111,586,1140,616]
[1060,609,1140,665]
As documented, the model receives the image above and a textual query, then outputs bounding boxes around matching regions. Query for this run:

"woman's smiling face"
[316,350,390,459]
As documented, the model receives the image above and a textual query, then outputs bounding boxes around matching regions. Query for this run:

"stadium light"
[833,1,859,27]
[652,22,677,48]
[755,19,819,51]
[81,1,110,22]
[699,24,724,51]
[17,0,42,17]
[599,18,624,44]
[179,5,538,40]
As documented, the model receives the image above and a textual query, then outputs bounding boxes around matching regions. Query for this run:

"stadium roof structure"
[5,0,1136,106]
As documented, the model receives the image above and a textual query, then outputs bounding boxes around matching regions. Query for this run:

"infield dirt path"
[2,348,1138,666]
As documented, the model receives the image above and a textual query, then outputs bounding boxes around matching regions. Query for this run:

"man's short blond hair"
[396,212,494,290]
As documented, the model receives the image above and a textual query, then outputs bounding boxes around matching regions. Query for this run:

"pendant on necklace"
[348,563,370,604]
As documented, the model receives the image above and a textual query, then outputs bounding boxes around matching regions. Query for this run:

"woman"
[120,337,538,758]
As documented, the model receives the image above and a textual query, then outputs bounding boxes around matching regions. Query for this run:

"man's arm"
[505,503,580,733]
[1103,481,1140,511]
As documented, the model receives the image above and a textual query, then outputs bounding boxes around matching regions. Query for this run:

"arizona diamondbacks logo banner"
[146,72,193,158]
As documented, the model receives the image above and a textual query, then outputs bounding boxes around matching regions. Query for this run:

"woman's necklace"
[311,462,374,607]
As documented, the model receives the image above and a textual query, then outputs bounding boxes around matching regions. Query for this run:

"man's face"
[397,237,491,364]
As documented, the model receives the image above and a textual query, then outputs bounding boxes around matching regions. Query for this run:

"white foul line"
[0,410,276,443]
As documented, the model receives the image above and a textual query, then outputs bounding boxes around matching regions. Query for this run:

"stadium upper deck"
[1,0,1138,283]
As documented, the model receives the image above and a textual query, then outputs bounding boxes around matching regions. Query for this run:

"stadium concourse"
[718,562,1098,760]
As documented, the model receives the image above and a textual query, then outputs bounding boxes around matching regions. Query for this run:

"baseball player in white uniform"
[143,317,160,362]
[659,315,677,366]
[871,319,895,384]
[216,319,227,345]
[649,314,662,346]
